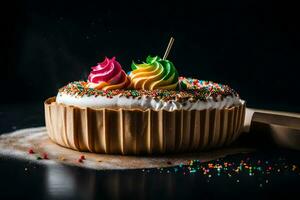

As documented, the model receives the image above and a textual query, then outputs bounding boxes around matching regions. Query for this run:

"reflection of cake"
[45,56,245,155]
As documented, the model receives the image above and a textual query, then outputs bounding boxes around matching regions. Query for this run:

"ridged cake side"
[45,97,245,155]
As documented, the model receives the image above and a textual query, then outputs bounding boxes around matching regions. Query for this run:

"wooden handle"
[244,108,300,150]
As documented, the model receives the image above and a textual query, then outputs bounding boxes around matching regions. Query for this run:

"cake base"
[45,97,245,155]
[0,127,253,170]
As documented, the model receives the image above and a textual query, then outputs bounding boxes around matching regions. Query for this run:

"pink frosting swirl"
[87,57,130,90]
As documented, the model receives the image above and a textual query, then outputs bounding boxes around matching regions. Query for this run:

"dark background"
[1,0,299,112]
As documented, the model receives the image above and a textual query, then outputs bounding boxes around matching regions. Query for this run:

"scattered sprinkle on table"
[28,148,34,154]
[42,153,48,159]
[59,156,66,161]
[36,156,42,160]
[80,155,85,160]
[141,153,300,188]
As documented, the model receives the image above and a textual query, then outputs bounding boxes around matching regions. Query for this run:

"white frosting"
[56,92,243,111]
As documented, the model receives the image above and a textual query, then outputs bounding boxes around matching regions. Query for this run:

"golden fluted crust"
[44,97,246,155]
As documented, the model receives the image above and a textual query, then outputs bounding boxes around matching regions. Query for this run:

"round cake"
[45,56,245,155]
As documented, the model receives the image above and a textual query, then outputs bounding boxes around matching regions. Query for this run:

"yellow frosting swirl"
[128,56,178,90]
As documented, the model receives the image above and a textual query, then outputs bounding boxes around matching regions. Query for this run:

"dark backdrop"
[1,0,299,112]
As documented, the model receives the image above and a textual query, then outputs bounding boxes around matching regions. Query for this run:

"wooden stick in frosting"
[163,37,175,60]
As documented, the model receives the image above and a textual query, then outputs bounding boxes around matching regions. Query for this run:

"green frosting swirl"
[128,56,179,90]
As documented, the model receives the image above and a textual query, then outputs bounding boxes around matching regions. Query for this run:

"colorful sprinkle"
[36,156,42,160]
[59,79,238,103]
[80,155,85,160]
[42,153,48,159]
[28,148,34,154]
[59,156,66,161]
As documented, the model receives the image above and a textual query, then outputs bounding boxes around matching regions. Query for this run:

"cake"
[45,56,245,155]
